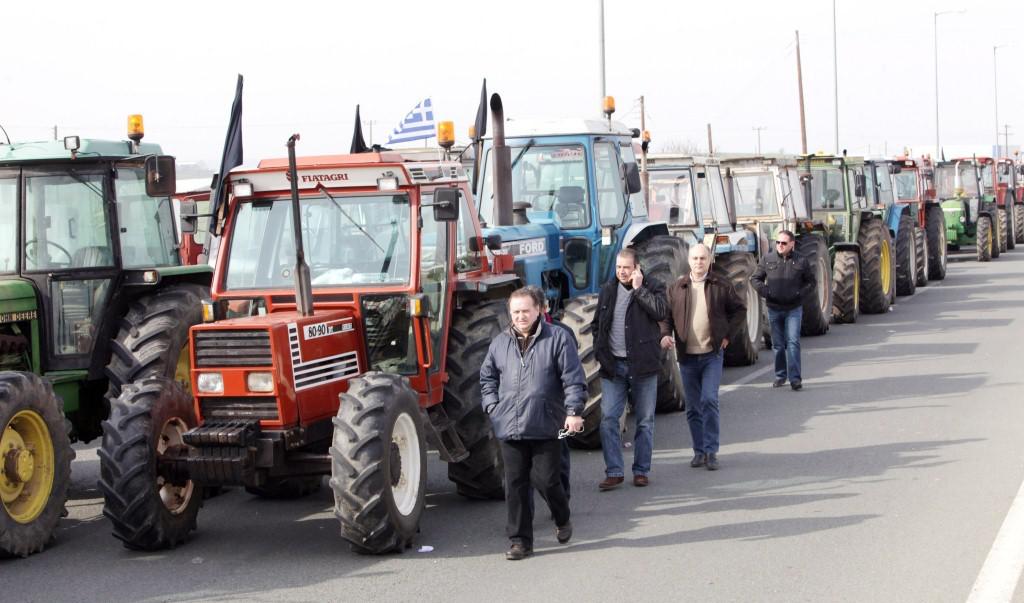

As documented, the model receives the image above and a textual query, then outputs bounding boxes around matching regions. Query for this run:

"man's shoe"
[633,474,649,487]
[505,543,533,560]
[598,476,624,491]
[791,380,802,391]
[772,378,787,388]
[706,453,719,471]
[689,453,706,468]
[556,522,573,544]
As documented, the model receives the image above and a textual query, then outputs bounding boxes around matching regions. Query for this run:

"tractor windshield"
[0,176,15,273]
[731,172,778,218]
[695,167,731,225]
[647,169,697,226]
[24,170,113,271]
[935,164,979,198]
[808,167,846,210]
[224,193,412,290]
[115,167,180,268]
[478,144,590,230]
[874,165,896,206]
[894,171,919,201]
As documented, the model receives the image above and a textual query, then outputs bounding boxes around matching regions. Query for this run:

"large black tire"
[997,207,1008,253]
[245,477,322,499]
[105,284,207,402]
[832,250,860,324]
[330,373,426,554]
[99,378,203,550]
[1015,204,1024,244]
[1005,205,1016,250]
[914,226,929,288]
[793,234,831,336]
[977,216,993,262]
[442,300,507,500]
[714,252,760,366]
[559,295,603,450]
[895,213,917,297]
[636,235,688,410]
[857,219,893,314]
[925,204,947,280]
[0,372,74,558]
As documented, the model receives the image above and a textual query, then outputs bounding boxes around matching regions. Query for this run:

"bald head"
[689,243,711,279]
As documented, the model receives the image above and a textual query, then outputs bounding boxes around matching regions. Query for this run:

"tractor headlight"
[246,371,274,393]
[197,372,224,393]
[959,215,966,223]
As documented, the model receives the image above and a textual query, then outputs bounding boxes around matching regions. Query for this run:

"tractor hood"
[0,279,39,319]
[482,221,561,261]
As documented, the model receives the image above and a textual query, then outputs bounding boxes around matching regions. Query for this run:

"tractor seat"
[554,186,586,228]
[71,246,113,268]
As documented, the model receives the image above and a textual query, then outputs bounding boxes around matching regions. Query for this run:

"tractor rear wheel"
[914,227,929,288]
[794,234,831,336]
[858,219,893,314]
[1006,206,1016,250]
[925,205,947,280]
[832,250,860,324]
[105,284,207,408]
[1015,204,1024,244]
[636,235,688,411]
[443,300,507,500]
[245,477,322,499]
[99,378,202,550]
[560,295,604,449]
[0,372,74,558]
[895,213,917,297]
[331,373,426,554]
[997,208,1008,253]
[715,252,760,366]
[977,216,993,262]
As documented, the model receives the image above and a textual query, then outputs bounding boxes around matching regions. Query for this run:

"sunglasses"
[775,239,793,245]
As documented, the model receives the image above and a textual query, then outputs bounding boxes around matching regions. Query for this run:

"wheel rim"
[817,256,829,316]
[1,410,55,524]
[745,285,759,345]
[939,226,947,270]
[389,412,421,516]
[853,262,860,314]
[880,239,892,294]
[156,417,194,515]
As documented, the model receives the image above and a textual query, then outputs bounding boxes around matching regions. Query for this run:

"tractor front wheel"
[794,234,831,336]
[914,227,929,288]
[977,216,993,262]
[925,204,947,280]
[0,372,74,558]
[98,378,202,550]
[895,213,917,297]
[832,250,860,324]
[1015,204,1024,244]
[858,219,893,314]
[1006,206,1016,250]
[715,252,760,367]
[997,208,1009,253]
[331,373,426,554]
[636,235,688,411]
[560,295,604,449]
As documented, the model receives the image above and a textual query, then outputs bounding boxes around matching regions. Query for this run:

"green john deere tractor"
[801,154,895,324]
[936,157,1002,262]
[0,123,211,557]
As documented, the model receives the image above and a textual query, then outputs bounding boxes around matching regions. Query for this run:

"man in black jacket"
[591,248,667,490]
[751,230,815,391]
[480,288,586,560]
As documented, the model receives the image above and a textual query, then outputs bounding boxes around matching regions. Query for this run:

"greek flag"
[386,98,435,145]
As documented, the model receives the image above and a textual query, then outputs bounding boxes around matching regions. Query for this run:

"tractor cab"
[936,157,1002,261]
[644,154,740,249]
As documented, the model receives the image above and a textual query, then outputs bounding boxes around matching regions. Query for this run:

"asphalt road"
[4,248,1024,603]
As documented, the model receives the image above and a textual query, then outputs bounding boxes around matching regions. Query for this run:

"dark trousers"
[500,439,571,548]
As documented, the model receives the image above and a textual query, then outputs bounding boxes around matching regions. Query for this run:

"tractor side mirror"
[623,162,642,195]
[485,233,503,251]
[854,174,866,198]
[179,199,198,234]
[145,155,177,198]
[430,188,460,221]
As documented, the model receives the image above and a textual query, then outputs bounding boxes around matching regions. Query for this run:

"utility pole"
[832,0,839,154]
[753,126,767,155]
[1003,124,1012,157]
[795,30,808,154]
[598,0,606,106]
[639,95,648,194]
[994,45,1005,157]
[53,125,58,141]
[707,123,714,156]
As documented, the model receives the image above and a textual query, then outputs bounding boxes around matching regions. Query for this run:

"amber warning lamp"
[127,114,145,142]
[437,121,455,150]
[602,96,616,119]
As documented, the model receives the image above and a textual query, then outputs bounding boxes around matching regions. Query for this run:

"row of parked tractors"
[2,94,1019,558]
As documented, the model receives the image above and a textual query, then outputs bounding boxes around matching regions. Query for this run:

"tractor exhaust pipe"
[287,134,314,317]
[490,93,514,227]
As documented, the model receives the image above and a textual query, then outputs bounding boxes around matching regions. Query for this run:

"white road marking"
[721,362,775,393]
[966,474,1024,602]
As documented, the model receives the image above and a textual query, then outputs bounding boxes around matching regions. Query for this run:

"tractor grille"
[200,396,279,421]
[194,330,272,367]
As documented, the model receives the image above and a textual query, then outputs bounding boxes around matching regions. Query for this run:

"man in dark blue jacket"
[480,288,586,561]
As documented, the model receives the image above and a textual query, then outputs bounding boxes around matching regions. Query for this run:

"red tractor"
[892,155,947,282]
[98,110,524,554]
[996,157,1020,249]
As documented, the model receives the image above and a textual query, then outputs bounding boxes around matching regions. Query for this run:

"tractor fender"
[885,205,906,238]
[834,241,860,255]
[620,221,670,250]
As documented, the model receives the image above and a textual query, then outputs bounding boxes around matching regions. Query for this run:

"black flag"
[473,78,487,141]
[350,105,369,154]
[210,74,244,232]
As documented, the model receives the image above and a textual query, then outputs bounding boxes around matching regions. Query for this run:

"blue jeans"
[767,306,802,383]
[600,359,657,477]
[680,350,724,454]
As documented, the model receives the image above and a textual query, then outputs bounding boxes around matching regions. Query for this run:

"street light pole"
[994,45,1005,157]
[832,0,839,154]
[934,9,965,158]
[598,0,606,105]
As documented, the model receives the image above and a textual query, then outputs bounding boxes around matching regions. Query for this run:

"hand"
[721,338,730,349]
[564,416,584,433]
[661,335,674,350]
[631,267,644,289]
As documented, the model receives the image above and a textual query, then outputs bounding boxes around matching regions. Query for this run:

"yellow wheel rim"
[1,410,55,524]
[175,345,192,396]
[880,239,892,294]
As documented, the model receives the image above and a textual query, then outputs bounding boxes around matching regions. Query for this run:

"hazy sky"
[2,0,1022,165]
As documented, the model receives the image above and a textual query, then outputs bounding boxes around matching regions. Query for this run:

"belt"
[613,355,627,361]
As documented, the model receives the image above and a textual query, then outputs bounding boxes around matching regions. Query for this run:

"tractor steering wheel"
[24,239,73,266]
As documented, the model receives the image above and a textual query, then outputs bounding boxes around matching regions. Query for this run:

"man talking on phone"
[592,248,667,490]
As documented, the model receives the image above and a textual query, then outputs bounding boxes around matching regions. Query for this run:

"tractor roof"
[0,139,163,165]
[647,153,721,168]
[718,154,800,168]
[490,118,636,140]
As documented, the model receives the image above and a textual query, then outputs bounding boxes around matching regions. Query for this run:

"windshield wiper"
[510,139,536,172]
[315,184,385,254]
[66,168,104,199]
